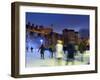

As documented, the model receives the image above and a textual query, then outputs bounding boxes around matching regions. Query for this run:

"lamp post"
[40,39,43,44]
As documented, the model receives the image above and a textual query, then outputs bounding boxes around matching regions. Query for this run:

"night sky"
[26,12,89,34]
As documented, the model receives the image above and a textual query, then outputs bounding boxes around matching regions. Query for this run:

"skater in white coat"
[55,40,64,66]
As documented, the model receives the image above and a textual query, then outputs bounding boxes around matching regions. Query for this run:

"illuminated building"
[63,29,79,45]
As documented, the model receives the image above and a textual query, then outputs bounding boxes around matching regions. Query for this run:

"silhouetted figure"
[49,44,55,58]
[26,47,28,52]
[38,44,45,59]
[31,47,33,52]
[48,48,53,58]
[63,45,67,54]
[66,41,76,65]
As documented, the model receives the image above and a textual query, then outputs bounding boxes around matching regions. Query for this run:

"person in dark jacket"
[49,44,55,58]
[49,47,53,58]
[38,44,45,59]
[63,45,67,54]
[66,41,76,65]
[30,47,33,52]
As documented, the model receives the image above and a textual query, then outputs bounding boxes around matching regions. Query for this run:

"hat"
[57,40,62,44]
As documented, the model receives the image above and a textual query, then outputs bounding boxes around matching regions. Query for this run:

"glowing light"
[40,39,43,44]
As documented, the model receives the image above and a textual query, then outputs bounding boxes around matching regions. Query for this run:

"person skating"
[63,45,67,54]
[30,47,33,52]
[49,44,55,58]
[55,40,64,66]
[38,44,45,59]
[66,41,76,65]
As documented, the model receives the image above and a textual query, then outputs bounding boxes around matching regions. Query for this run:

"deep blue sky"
[26,12,89,34]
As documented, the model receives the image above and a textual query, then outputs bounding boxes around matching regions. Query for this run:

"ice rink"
[25,33,90,67]
[25,49,90,67]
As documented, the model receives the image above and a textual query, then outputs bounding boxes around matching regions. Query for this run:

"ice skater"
[38,44,45,59]
[66,41,76,65]
[55,40,64,66]
[49,44,55,58]
[26,46,28,52]
[30,47,33,52]
[63,45,67,54]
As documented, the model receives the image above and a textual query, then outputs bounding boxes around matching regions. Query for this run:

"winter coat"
[56,43,64,58]
[66,43,76,59]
